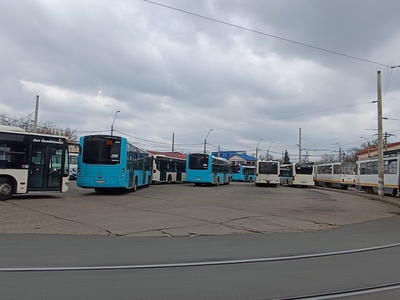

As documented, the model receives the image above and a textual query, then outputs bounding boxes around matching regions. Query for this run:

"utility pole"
[218,145,220,157]
[339,148,342,163]
[298,127,302,163]
[377,71,384,198]
[33,95,39,132]
[172,133,175,152]
[256,139,264,161]
[204,129,213,154]
[110,110,120,136]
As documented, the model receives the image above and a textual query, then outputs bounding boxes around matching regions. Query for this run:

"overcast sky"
[1,0,399,161]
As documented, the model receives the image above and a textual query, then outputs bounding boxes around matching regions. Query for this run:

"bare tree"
[0,113,77,141]
[318,154,336,164]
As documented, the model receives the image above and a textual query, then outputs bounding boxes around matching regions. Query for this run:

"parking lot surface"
[1,182,399,236]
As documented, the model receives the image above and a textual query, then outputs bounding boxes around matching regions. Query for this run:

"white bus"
[150,152,187,184]
[255,160,280,187]
[315,162,356,190]
[356,152,400,196]
[280,162,315,187]
[69,152,78,180]
[0,125,69,200]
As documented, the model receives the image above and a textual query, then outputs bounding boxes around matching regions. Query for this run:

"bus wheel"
[133,178,138,192]
[0,178,13,200]
[167,175,172,184]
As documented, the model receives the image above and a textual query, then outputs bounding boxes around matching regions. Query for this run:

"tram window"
[366,162,373,174]
[372,161,378,175]
[333,165,340,174]
[384,160,389,174]
[388,159,397,174]
[360,163,366,175]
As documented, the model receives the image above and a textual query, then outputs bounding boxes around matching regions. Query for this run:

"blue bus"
[186,153,232,186]
[232,165,255,182]
[77,135,152,192]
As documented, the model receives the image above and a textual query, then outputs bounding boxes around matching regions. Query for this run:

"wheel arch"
[0,175,17,194]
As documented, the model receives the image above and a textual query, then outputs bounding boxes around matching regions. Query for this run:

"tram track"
[313,185,400,209]
[1,241,399,273]
[274,281,400,299]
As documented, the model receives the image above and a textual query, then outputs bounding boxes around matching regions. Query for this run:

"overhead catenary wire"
[143,1,399,155]
[143,0,392,68]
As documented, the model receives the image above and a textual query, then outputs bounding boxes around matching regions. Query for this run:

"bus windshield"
[296,164,314,175]
[82,136,121,164]
[188,154,209,169]
[243,166,255,175]
[259,162,278,174]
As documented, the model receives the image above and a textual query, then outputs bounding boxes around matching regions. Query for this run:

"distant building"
[147,151,187,160]
[357,141,400,160]
[211,150,257,166]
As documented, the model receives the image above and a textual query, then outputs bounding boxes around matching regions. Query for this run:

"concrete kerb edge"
[312,186,400,209]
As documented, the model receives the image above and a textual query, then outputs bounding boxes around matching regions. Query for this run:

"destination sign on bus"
[32,138,64,145]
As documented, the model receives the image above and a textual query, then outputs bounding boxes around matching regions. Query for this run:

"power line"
[165,101,372,139]
[75,99,385,152]
[75,130,110,134]
[144,0,392,68]
[212,101,371,132]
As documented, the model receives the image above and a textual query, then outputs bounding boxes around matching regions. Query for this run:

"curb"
[313,186,400,209]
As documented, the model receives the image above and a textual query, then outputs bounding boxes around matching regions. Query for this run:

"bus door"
[176,163,183,181]
[244,171,249,181]
[28,145,64,191]
[128,154,134,188]
[142,158,147,185]
[159,159,167,182]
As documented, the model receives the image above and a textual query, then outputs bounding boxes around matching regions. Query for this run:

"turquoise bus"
[232,165,255,182]
[77,135,152,192]
[186,153,232,186]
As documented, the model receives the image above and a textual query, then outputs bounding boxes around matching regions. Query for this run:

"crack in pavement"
[4,201,116,236]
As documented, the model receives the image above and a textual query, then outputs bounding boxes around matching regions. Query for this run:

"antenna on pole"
[298,127,302,163]
[33,95,39,133]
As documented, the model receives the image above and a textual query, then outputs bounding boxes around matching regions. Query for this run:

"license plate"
[94,180,106,184]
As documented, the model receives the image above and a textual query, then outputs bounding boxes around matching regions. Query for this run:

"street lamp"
[111,110,120,136]
[267,141,275,160]
[204,129,214,154]
[255,138,264,160]
[331,142,342,162]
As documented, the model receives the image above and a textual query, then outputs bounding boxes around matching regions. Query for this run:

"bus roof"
[0,125,68,140]
[0,125,25,132]
[148,151,187,160]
